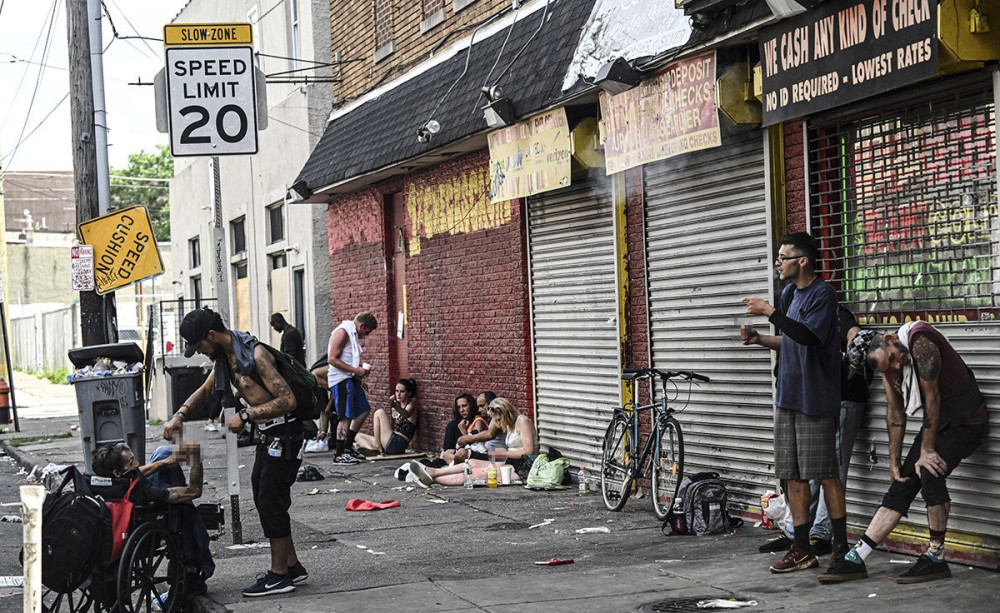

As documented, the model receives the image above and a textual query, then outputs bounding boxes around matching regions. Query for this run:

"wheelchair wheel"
[116,522,184,613]
[42,585,102,612]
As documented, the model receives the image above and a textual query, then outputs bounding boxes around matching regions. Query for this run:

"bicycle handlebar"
[620,367,709,382]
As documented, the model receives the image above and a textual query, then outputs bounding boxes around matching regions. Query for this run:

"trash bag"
[525,454,570,490]
[296,465,325,482]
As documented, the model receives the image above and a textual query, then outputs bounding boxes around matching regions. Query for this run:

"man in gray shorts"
[741,232,849,573]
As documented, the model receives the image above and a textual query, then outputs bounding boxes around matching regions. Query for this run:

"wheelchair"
[41,476,224,613]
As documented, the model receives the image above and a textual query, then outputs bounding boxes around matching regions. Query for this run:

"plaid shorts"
[773,407,839,480]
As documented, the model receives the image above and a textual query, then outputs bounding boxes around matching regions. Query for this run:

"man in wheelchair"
[90,442,215,598]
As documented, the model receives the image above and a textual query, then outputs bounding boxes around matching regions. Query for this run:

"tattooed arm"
[883,374,908,483]
[245,345,297,421]
[912,336,948,478]
[165,444,204,503]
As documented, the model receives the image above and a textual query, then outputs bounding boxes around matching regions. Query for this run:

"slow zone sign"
[163,23,258,156]
[758,0,937,126]
[77,206,164,295]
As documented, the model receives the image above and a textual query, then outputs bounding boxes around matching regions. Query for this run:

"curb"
[0,434,43,477]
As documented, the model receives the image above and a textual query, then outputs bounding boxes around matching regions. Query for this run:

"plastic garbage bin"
[165,364,211,417]
[68,342,145,473]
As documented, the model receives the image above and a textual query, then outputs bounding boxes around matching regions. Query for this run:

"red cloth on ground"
[345,498,401,511]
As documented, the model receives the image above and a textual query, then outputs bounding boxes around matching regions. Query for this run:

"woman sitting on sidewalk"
[355,378,419,456]
[441,392,494,463]
[411,397,537,486]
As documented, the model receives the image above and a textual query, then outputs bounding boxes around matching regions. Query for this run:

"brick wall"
[326,149,532,452]
[330,0,517,103]
[784,118,807,233]
[624,166,651,407]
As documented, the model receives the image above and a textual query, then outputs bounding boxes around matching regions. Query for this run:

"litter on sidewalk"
[0,576,24,587]
[534,557,573,566]
[575,527,610,534]
[0,515,22,523]
[696,599,758,609]
[345,498,400,511]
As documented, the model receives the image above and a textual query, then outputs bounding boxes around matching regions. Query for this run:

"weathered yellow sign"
[77,206,163,295]
[487,108,571,203]
[164,23,253,47]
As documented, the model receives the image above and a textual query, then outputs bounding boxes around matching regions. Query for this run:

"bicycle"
[600,367,709,519]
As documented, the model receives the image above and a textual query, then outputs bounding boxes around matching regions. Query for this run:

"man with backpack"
[163,307,309,598]
[741,232,850,573]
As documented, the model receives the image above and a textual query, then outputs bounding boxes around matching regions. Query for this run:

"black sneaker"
[810,537,833,556]
[287,561,309,585]
[896,555,951,584]
[332,454,360,465]
[828,544,850,569]
[818,557,868,583]
[241,571,295,597]
[759,533,793,553]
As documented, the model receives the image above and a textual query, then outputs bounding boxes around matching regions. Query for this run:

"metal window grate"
[808,81,999,323]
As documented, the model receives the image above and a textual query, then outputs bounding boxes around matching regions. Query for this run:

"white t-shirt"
[327,320,362,388]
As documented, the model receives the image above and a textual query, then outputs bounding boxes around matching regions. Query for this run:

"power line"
[102,0,160,59]
[109,174,169,182]
[0,92,70,166]
[5,0,62,170]
[0,0,60,135]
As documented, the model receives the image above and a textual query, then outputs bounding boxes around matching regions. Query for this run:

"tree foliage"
[110,144,173,240]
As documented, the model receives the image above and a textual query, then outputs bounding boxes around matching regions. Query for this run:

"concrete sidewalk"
[1,376,998,612]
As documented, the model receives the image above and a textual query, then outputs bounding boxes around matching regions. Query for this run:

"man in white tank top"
[327,312,378,464]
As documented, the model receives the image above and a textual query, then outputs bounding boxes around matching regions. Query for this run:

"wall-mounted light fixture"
[594,57,641,96]
[416,119,441,143]
[481,85,516,129]
[289,180,312,201]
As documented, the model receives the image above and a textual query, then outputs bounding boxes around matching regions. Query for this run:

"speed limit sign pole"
[154,22,269,545]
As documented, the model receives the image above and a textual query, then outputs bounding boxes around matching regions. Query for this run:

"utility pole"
[88,0,111,214]
[67,0,115,346]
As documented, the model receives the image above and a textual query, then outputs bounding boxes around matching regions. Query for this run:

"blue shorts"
[331,379,371,420]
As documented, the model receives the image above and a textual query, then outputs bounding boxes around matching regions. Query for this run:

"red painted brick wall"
[326,150,532,452]
[624,166,651,407]
[784,118,807,233]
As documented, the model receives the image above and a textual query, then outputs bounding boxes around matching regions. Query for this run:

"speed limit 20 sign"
[163,24,259,156]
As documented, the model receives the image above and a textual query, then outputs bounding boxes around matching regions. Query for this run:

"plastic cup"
[362,362,372,371]
[499,464,513,485]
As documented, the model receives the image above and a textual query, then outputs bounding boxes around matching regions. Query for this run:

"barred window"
[808,79,999,324]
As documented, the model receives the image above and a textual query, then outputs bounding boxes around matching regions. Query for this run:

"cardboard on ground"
[77,205,163,294]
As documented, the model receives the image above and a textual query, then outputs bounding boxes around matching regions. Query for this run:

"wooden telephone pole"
[66,0,115,346]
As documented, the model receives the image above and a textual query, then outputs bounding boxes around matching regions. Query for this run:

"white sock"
[846,538,874,563]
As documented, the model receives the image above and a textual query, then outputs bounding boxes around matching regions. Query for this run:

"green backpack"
[248,342,325,420]
[525,454,570,489]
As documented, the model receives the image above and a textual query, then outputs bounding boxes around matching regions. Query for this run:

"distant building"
[2,171,77,235]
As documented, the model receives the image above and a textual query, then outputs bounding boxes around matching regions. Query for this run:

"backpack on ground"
[665,471,734,536]
[38,466,112,593]
[251,342,325,420]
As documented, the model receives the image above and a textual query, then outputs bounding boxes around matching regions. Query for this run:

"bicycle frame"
[613,374,673,483]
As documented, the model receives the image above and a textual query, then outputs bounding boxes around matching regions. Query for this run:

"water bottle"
[463,463,474,490]
[671,498,687,534]
[578,466,591,495]
[487,456,498,488]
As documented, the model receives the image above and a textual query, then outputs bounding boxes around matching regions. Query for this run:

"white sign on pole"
[70,245,96,292]
[165,46,258,156]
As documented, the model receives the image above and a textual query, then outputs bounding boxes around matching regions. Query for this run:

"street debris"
[70,359,143,381]
[226,542,269,550]
[345,498,400,511]
[889,559,912,564]
[654,559,682,563]
[428,498,447,504]
[0,516,22,523]
[575,527,610,534]
[534,558,573,566]
[306,488,319,495]
[0,576,23,587]
[528,518,555,530]
[696,599,758,609]
[868,594,877,598]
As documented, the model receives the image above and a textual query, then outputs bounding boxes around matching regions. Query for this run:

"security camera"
[482,85,504,102]
[416,126,431,143]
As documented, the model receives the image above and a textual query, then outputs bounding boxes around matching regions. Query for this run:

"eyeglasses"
[774,254,804,264]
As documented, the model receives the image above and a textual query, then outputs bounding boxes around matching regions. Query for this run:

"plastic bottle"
[578,466,591,495]
[463,463,474,490]
[487,457,498,488]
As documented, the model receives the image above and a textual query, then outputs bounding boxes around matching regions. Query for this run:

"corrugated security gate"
[645,132,775,511]
[808,71,1000,562]
[528,180,619,469]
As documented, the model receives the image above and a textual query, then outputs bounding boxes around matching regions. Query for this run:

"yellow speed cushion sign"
[77,205,164,294]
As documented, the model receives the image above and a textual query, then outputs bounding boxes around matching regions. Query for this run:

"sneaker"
[810,537,833,556]
[332,454,360,466]
[241,571,295,597]
[818,557,868,583]
[287,562,308,585]
[828,544,850,569]
[408,460,434,487]
[759,533,793,553]
[769,547,819,573]
[347,447,368,462]
[895,555,951,584]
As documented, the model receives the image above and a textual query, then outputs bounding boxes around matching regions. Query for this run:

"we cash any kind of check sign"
[761,0,932,110]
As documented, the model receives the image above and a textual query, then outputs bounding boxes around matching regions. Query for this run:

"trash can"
[68,343,145,473]
[165,364,211,417]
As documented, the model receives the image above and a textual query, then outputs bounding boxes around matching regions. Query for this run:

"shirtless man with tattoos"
[163,307,307,597]
[821,322,988,584]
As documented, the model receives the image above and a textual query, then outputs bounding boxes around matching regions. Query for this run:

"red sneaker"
[769,547,819,573]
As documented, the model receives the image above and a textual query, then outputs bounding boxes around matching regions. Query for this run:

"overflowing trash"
[69,358,144,381]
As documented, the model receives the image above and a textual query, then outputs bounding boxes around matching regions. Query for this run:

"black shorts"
[251,437,303,539]
[384,433,409,455]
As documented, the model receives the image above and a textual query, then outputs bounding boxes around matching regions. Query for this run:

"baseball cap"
[180,308,222,357]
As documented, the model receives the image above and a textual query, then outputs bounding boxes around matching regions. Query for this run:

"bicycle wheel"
[600,412,634,511]
[651,416,684,520]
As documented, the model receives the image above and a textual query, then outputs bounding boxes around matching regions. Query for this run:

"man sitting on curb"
[820,322,988,584]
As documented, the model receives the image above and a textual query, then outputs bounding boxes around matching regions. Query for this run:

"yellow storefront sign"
[77,206,163,295]
[164,23,253,47]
